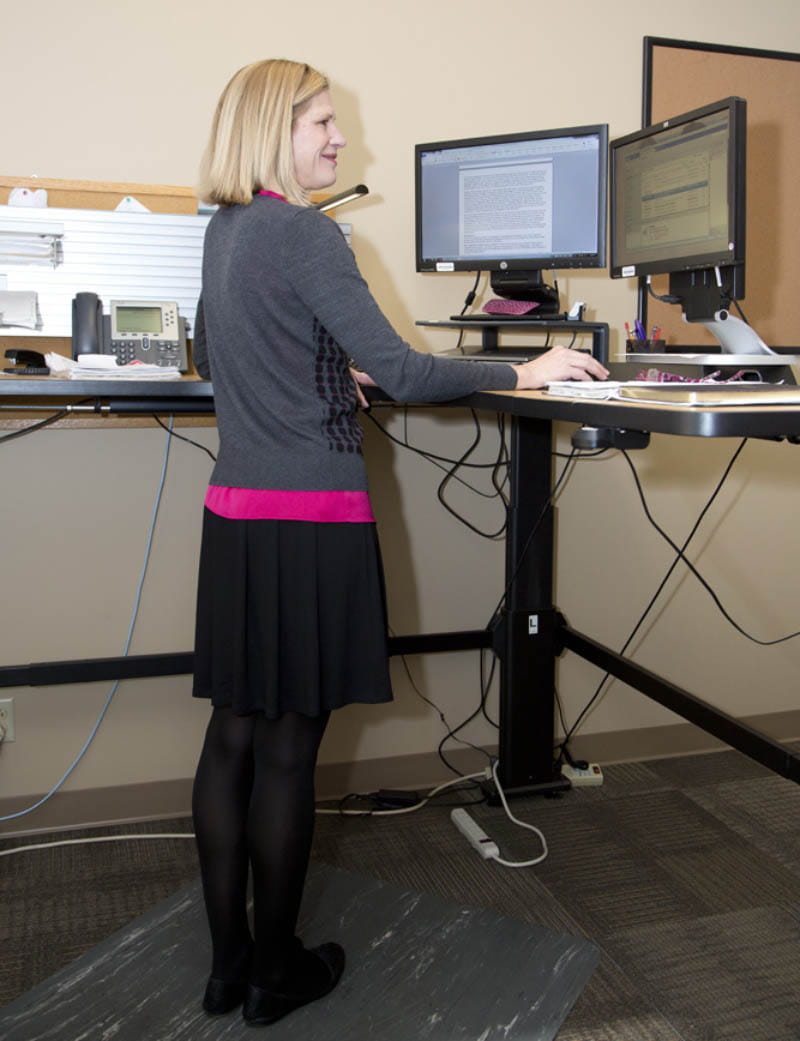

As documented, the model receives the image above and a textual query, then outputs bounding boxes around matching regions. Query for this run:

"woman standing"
[190,58,607,1028]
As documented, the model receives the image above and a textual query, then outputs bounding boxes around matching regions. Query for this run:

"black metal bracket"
[571,426,651,451]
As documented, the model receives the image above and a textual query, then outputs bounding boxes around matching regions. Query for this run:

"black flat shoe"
[202,975,248,1015]
[242,943,346,1026]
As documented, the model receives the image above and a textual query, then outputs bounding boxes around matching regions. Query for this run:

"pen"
[624,322,632,339]
[652,326,661,340]
[634,319,646,340]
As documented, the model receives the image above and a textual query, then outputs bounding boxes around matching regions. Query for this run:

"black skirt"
[192,509,393,718]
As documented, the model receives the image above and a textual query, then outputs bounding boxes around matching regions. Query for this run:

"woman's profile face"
[292,89,346,192]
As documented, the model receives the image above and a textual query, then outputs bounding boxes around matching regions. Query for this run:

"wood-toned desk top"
[468,388,800,440]
[3,375,800,440]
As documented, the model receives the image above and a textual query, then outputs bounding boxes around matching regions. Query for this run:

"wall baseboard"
[2,710,798,838]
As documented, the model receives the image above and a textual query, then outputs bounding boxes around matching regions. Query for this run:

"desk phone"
[72,292,189,371]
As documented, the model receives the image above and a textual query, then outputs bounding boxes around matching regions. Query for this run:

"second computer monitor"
[609,96,747,320]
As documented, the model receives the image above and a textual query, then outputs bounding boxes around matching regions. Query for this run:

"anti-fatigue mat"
[0,862,599,1040]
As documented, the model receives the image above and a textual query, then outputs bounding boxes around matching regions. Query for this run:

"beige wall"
[1,0,800,813]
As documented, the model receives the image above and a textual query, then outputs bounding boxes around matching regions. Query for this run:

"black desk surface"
[4,375,800,440]
[0,375,213,399]
[465,388,800,440]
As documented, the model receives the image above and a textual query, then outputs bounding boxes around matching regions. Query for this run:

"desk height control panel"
[416,319,609,367]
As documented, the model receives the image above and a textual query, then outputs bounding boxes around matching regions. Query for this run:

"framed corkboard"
[641,37,800,350]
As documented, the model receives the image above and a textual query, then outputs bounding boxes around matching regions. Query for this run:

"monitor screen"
[609,96,747,304]
[415,124,608,301]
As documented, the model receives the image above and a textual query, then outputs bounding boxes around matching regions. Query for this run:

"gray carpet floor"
[2,745,800,1039]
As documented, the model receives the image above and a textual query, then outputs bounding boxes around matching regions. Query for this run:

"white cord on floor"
[0,767,543,865]
[487,759,548,867]
[0,833,196,858]
[0,770,494,857]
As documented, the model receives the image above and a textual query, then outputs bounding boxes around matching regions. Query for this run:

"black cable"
[435,410,507,539]
[559,439,746,755]
[554,447,611,460]
[335,792,378,815]
[645,277,681,306]
[152,414,217,461]
[334,779,487,816]
[369,404,511,772]
[558,436,798,762]
[619,444,800,646]
[730,298,751,325]
[392,643,489,777]
[365,409,511,535]
[646,272,748,319]
[490,413,510,508]
[553,687,574,757]
[0,405,88,443]
[479,648,499,728]
[364,409,507,472]
[458,271,482,316]
[487,446,580,627]
[454,271,483,353]
[435,695,494,776]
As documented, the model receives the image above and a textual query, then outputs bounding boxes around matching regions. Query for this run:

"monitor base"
[689,311,774,355]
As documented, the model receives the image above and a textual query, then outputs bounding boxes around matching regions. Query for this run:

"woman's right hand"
[514,345,609,390]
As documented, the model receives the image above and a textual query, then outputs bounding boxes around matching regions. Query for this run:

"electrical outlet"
[562,762,603,787]
[0,697,15,742]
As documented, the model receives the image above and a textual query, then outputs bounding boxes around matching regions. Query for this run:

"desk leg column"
[491,414,568,801]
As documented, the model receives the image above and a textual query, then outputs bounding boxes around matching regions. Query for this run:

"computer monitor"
[415,124,608,315]
[609,96,768,354]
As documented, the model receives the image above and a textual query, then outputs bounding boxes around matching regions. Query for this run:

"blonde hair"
[198,59,329,207]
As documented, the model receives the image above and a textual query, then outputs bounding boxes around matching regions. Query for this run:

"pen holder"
[626,338,665,354]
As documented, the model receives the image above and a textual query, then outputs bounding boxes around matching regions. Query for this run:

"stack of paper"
[545,379,800,407]
[545,380,625,399]
[0,290,42,330]
[45,353,180,380]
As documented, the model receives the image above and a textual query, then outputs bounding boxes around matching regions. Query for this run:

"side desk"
[1,375,799,797]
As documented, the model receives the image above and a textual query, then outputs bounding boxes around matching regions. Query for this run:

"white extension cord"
[449,761,548,868]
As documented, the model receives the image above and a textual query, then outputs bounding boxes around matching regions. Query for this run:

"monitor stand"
[625,307,800,378]
[693,309,774,356]
[490,270,560,315]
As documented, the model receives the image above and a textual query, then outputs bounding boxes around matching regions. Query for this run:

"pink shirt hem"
[205,485,375,523]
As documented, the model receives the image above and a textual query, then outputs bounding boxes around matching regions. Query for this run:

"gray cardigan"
[193,193,517,492]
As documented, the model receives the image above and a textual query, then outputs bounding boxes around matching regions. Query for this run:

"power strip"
[450,808,499,860]
[562,763,604,787]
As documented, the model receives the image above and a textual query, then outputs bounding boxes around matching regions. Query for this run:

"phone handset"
[72,292,104,358]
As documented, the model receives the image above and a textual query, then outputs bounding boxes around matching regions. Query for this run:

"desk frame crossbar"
[0,633,493,690]
[562,625,800,783]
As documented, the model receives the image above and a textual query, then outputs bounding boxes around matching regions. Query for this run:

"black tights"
[192,706,329,987]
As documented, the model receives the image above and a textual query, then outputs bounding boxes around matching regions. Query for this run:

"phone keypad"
[110,339,182,366]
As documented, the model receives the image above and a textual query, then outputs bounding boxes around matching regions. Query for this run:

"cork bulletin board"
[641,37,800,351]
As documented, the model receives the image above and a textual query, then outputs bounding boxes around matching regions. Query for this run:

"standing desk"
[462,387,800,797]
[1,376,800,796]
